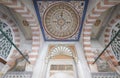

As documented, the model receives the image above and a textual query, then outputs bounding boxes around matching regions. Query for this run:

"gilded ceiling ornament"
[94,19,101,26]
[23,20,29,26]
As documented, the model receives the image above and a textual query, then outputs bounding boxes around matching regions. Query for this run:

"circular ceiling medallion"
[43,2,79,39]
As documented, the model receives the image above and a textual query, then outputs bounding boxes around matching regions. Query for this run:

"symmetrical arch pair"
[0,0,120,72]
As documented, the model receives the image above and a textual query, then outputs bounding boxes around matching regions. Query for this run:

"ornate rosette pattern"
[43,2,79,39]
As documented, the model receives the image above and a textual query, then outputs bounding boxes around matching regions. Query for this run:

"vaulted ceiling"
[33,0,88,41]
[91,3,120,39]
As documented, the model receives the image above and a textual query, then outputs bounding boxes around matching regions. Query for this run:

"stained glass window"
[0,20,13,59]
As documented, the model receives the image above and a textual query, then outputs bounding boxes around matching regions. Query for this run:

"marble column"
[77,60,92,78]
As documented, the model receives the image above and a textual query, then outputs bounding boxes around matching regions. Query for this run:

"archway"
[83,0,119,71]
[0,0,41,72]
[45,45,78,78]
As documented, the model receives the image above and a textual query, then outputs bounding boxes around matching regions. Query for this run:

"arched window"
[111,22,120,61]
[0,20,13,59]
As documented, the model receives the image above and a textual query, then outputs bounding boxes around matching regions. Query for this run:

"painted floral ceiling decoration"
[33,0,88,41]
[43,2,79,39]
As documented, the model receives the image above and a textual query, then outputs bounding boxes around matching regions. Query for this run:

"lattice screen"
[0,20,13,59]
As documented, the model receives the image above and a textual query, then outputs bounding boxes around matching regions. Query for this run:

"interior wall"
[0,63,4,71]
[47,59,75,78]
[91,40,103,53]
[0,5,17,61]
[0,4,33,72]
[19,30,32,53]
[32,42,92,78]
[75,42,92,78]
[97,4,120,72]
[83,0,99,25]
[21,0,39,24]
[0,1,42,70]
[98,4,119,47]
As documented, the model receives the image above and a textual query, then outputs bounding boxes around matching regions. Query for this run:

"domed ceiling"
[33,0,88,41]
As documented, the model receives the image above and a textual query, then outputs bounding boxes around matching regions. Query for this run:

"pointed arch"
[0,0,40,68]
[83,0,119,71]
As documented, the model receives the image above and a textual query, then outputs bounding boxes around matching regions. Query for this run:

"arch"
[0,10,20,66]
[0,0,40,68]
[104,13,120,69]
[49,46,74,58]
[83,0,119,71]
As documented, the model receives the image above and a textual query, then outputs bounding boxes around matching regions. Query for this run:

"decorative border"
[33,0,89,41]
